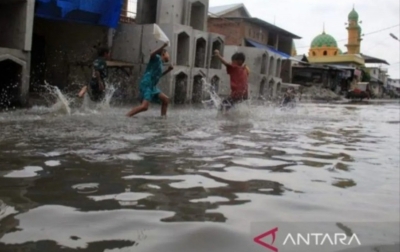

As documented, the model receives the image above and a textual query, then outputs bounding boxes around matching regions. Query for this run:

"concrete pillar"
[0,0,34,107]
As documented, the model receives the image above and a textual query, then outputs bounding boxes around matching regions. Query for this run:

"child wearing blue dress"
[126,43,173,118]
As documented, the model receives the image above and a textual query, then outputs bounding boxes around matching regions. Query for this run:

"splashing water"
[199,77,254,118]
[81,84,117,112]
[201,78,222,109]
[98,85,117,110]
[44,81,72,115]
[42,81,116,115]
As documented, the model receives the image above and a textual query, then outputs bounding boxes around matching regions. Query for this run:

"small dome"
[348,8,358,20]
[311,32,338,48]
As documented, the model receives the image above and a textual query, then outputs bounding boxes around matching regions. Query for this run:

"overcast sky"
[128,0,400,78]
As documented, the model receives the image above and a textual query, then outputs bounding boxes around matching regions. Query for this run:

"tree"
[360,67,371,82]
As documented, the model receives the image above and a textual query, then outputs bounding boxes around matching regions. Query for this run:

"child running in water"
[78,47,111,101]
[126,42,173,118]
[213,50,249,112]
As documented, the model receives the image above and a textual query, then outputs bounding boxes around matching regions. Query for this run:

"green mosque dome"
[348,8,359,20]
[311,32,338,48]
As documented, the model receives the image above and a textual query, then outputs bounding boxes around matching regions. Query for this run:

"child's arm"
[213,50,231,67]
[161,64,174,77]
[150,42,168,58]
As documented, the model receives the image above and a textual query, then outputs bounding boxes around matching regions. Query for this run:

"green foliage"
[360,67,371,82]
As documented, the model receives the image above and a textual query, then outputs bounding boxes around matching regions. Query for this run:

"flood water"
[0,101,399,251]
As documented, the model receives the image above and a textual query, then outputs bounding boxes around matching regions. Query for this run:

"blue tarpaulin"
[245,38,291,59]
[35,0,124,28]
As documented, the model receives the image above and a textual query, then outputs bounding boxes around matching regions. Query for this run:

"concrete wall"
[111,24,143,64]
[192,30,209,68]
[140,24,194,66]
[207,33,225,69]
[184,0,208,31]
[0,48,30,106]
[32,18,108,91]
[206,69,230,98]
[157,66,191,104]
[0,0,34,107]
[136,0,208,32]
[0,0,34,51]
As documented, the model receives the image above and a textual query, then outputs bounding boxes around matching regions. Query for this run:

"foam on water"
[3,166,43,178]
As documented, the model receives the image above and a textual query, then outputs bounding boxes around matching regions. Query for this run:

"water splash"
[81,84,117,112]
[201,78,222,109]
[98,85,117,110]
[44,81,72,115]
[199,77,253,118]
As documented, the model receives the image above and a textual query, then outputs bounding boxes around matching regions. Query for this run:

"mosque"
[307,6,364,66]
[291,6,390,96]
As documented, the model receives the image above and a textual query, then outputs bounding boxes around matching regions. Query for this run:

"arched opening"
[174,72,188,104]
[312,51,316,56]
[192,74,203,103]
[211,76,220,94]
[268,79,275,98]
[275,59,281,77]
[323,50,327,56]
[210,39,222,69]
[194,37,206,68]
[261,54,267,74]
[190,1,205,31]
[140,0,158,24]
[259,78,266,98]
[177,32,190,66]
[268,56,274,76]
[0,59,22,107]
[276,82,282,96]
[334,50,338,55]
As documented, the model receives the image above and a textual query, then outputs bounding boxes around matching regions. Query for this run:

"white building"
[387,78,400,91]
[366,66,389,97]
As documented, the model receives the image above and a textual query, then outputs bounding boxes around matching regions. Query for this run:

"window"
[323,51,327,56]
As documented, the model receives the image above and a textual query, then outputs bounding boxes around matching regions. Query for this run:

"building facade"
[207,3,301,98]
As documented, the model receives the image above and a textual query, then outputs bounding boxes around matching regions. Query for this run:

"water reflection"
[0,103,399,251]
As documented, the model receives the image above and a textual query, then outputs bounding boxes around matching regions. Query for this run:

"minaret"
[345,5,362,54]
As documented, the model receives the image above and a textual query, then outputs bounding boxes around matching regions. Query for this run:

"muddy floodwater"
[0,102,399,252]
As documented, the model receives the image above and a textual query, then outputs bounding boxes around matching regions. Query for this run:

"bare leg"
[78,86,87,98]
[126,100,150,117]
[158,93,169,118]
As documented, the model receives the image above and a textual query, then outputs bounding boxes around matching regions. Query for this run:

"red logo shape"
[253,227,279,251]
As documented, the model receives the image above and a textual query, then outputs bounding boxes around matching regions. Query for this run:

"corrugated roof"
[361,53,389,65]
[209,3,251,17]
